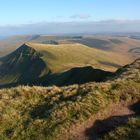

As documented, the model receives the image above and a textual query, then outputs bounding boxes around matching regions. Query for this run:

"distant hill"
[0,42,129,87]
[0,34,139,89]
[1,35,140,61]
[129,35,140,40]
[67,36,140,61]
[0,35,140,87]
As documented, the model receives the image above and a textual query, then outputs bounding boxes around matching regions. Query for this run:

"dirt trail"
[68,101,135,140]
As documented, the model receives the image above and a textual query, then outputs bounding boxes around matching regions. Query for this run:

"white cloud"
[0,20,140,36]
[70,14,92,19]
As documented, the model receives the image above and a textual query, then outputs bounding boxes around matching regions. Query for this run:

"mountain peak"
[0,43,50,86]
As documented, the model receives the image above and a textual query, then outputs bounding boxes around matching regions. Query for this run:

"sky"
[0,0,140,35]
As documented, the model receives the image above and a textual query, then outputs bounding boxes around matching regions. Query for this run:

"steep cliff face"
[0,44,50,85]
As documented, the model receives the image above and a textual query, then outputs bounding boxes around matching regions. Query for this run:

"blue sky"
[0,0,140,25]
[0,0,140,35]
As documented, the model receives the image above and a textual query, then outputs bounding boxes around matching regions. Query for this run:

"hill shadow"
[36,66,113,86]
[85,101,140,140]
[0,66,113,89]
[68,38,111,51]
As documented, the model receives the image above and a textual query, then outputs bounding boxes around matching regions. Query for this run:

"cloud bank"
[0,20,140,36]
[70,14,92,19]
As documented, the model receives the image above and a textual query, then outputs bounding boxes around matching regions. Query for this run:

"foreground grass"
[0,79,140,140]
[102,117,140,140]
[0,58,140,140]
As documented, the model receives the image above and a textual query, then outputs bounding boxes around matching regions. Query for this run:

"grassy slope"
[29,35,140,71]
[1,35,139,66]
[0,58,140,140]
[0,42,120,86]
[26,42,128,72]
[67,36,140,66]
[0,42,126,86]
[0,40,139,86]
[102,117,140,140]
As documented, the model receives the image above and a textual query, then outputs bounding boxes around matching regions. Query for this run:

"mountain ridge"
[0,42,122,87]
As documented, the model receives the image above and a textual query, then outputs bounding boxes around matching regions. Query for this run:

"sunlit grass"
[0,79,139,140]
